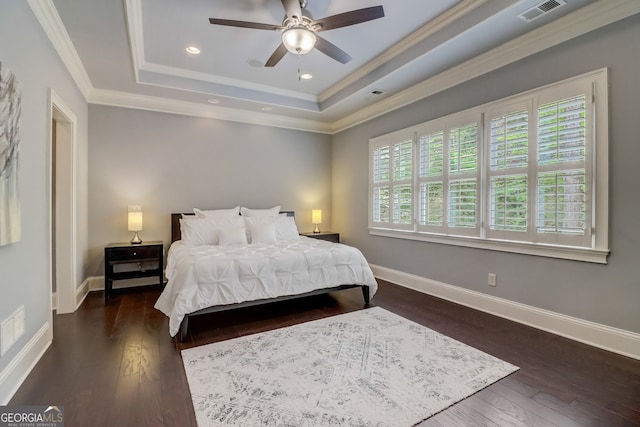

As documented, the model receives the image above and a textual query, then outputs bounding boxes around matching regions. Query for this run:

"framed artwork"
[0,61,21,246]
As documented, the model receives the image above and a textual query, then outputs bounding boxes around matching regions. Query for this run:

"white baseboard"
[88,275,104,292]
[50,279,91,311]
[75,278,91,310]
[0,322,52,405]
[370,264,640,360]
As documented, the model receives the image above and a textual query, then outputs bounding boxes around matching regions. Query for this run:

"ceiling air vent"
[518,0,566,22]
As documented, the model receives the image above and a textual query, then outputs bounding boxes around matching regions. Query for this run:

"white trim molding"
[90,89,333,134]
[27,0,92,100]
[330,0,640,133]
[0,322,52,405]
[32,0,640,134]
[318,0,487,103]
[75,278,91,310]
[371,264,640,360]
[87,276,105,292]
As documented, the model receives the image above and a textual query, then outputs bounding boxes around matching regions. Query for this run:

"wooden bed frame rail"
[179,285,370,341]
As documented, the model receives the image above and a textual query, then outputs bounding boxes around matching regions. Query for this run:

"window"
[369,69,609,263]
[370,131,414,230]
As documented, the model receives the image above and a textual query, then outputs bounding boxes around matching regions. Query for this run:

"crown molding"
[140,62,319,104]
[318,0,486,104]
[27,0,93,101]
[90,89,332,134]
[330,0,640,133]
[125,0,318,106]
[33,0,640,135]
[124,0,145,83]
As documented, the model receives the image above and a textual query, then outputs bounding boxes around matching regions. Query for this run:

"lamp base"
[313,224,320,233]
[130,231,142,244]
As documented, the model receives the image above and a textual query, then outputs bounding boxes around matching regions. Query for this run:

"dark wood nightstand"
[300,231,340,243]
[104,241,164,300]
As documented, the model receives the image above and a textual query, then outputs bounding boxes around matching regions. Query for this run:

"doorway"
[49,90,76,315]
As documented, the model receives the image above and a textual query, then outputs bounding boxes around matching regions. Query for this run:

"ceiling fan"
[209,0,385,67]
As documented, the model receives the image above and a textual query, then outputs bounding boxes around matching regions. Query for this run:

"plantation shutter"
[368,70,606,262]
[371,144,390,225]
[369,130,415,230]
[392,140,414,227]
[534,93,591,246]
[447,121,480,236]
[486,104,530,240]
[417,129,445,231]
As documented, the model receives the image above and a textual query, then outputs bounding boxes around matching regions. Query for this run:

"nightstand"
[300,231,340,243]
[104,241,164,300]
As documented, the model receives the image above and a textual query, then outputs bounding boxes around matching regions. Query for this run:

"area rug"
[181,307,518,426]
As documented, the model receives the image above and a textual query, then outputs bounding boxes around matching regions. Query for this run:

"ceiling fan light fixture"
[282,26,316,54]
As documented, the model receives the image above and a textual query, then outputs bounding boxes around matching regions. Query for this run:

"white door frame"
[48,89,77,314]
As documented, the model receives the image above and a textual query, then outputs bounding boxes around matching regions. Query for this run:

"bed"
[154,208,377,341]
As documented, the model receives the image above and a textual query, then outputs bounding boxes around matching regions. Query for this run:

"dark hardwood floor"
[10,280,640,426]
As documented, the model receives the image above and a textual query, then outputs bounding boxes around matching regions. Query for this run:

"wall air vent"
[518,0,566,22]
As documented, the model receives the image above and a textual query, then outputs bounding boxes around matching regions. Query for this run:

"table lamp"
[312,209,322,233]
[128,205,143,244]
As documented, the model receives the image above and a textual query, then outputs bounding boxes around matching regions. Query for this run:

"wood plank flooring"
[10,280,640,426]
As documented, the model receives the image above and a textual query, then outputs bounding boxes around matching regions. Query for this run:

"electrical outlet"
[488,273,497,286]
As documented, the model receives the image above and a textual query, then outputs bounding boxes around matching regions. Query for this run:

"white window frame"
[369,129,415,231]
[368,69,609,264]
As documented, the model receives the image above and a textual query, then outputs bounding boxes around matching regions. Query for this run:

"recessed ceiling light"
[207,98,220,104]
[186,46,201,54]
[299,73,313,80]
[261,107,272,111]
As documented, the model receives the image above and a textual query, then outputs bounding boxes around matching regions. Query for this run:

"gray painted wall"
[86,105,333,276]
[0,2,89,377]
[332,14,640,334]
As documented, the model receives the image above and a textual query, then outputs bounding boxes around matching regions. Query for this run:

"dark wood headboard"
[171,211,294,244]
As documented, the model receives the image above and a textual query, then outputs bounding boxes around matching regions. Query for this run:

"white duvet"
[154,237,378,336]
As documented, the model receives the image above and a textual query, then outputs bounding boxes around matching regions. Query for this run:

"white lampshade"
[127,205,143,244]
[282,27,316,54]
[312,209,322,233]
[311,210,322,224]
[128,212,143,231]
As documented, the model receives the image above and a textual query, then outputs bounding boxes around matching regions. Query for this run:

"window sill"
[369,228,609,264]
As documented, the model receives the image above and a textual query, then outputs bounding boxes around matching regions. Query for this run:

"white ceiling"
[45,0,629,133]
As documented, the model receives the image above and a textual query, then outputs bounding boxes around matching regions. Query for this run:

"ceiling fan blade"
[281,0,303,21]
[314,35,352,64]
[209,18,283,31]
[314,6,385,31]
[265,43,289,67]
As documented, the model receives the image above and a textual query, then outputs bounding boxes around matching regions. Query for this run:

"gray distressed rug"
[181,307,518,426]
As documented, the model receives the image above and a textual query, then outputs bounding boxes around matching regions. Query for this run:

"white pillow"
[194,206,240,218]
[275,216,300,241]
[244,215,299,242]
[180,217,218,246]
[218,225,248,245]
[240,206,281,217]
[248,222,277,244]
